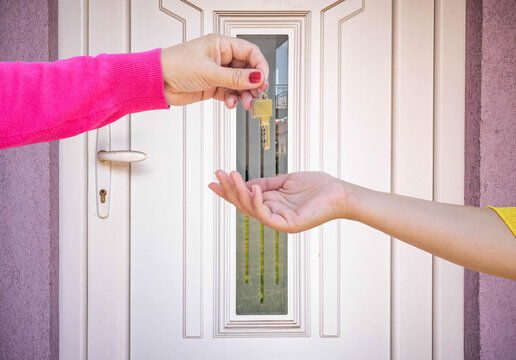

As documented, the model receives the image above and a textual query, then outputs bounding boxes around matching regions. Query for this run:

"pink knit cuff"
[105,48,169,114]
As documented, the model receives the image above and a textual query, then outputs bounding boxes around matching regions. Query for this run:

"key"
[251,93,273,150]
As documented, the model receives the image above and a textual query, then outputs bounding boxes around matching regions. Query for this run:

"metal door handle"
[97,150,147,163]
[95,126,147,219]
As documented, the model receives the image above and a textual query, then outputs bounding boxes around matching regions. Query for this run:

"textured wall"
[478,0,516,359]
[0,1,59,359]
[464,0,482,358]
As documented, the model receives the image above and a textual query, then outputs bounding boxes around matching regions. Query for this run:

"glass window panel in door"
[236,35,288,315]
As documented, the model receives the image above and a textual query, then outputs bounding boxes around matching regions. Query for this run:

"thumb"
[209,66,264,90]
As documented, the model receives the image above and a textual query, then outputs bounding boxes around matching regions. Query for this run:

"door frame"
[59,0,466,359]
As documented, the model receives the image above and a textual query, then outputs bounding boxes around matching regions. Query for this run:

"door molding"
[58,0,88,358]
[213,11,311,337]
[159,0,206,339]
[319,0,364,338]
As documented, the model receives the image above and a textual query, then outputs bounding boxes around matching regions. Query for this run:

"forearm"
[0,49,168,149]
[344,183,516,279]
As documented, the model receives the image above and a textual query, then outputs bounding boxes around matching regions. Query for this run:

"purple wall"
[464,0,482,358]
[0,1,59,359]
[465,0,516,359]
[478,0,516,358]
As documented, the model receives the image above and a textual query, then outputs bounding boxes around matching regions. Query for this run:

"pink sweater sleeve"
[0,48,169,149]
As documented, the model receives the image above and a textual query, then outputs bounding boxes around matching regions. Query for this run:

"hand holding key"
[160,34,269,110]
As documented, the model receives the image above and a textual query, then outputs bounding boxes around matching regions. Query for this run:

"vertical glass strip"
[275,231,279,284]
[236,35,288,315]
[245,216,249,283]
[260,224,265,304]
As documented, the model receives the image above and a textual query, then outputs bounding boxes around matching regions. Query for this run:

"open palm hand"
[209,171,347,233]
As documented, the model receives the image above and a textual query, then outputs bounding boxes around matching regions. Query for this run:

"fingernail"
[249,71,261,83]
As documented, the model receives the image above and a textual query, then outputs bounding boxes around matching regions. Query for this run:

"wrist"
[334,180,365,221]
[334,180,353,220]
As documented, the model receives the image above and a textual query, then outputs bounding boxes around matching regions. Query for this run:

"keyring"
[256,78,269,96]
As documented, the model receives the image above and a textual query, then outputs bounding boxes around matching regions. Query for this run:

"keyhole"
[99,189,107,203]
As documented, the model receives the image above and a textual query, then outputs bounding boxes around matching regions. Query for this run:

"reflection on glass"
[236,35,288,315]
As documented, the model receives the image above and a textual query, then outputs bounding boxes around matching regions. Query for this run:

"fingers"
[252,77,269,97]
[211,170,269,220]
[219,36,269,81]
[208,35,269,91]
[212,171,287,214]
[219,89,253,111]
[224,90,239,109]
[214,170,249,215]
[215,89,255,111]
[240,90,254,110]
[250,185,288,231]
[212,88,240,109]
[251,185,271,222]
[203,35,270,107]
[246,174,288,192]
[208,182,228,202]
[229,172,280,230]
[216,170,236,202]
[209,170,290,232]
[226,60,258,109]
[230,171,254,212]
[210,64,265,91]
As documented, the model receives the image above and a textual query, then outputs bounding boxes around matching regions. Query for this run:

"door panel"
[87,0,131,358]
[391,1,435,357]
[130,2,186,355]
[130,1,391,358]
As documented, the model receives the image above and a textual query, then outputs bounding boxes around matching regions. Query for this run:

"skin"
[209,170,516,280]
[160,34,269,110]
[163,34,515,280]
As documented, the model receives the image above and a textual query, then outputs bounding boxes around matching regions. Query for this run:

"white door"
[59,0,465,359]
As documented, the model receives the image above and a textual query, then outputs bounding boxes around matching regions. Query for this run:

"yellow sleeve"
[487,207,516,238]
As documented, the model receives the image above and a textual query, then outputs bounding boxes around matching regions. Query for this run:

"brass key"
[251,93,273,150]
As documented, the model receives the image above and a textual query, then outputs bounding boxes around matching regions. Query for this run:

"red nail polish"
[249,71,261,83]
